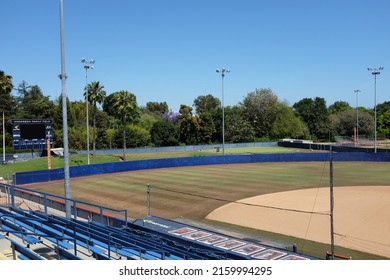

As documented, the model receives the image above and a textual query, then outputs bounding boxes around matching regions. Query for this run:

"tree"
[106,128,116,149]
[271,103,309,139]
[293,97,329,140]
[0,71,15,143]
[211,108,222,143]
[376,101,390,117]
[162,110,180,125]
[67,126,87,150]
[111,90,138,160]
[146,101,168,115]
[224,106,255,143]
[355,111,374,138]
[151,120,179,147]
[17,82,54,119]
[377,109,390,138]
[178,105,200,145]
[52,95,76,134]
[68,100,86,127]
[329,109,373,138]
[102,93,117,117]
[0,71,14,115]
[328,101,352,115]
[0,70,13,94]
[138,111,160,131]
[199,111,215,144]
[125,125,151,148]
[241,88,278,138]
[85,81,106,155]
[193,94,221,114]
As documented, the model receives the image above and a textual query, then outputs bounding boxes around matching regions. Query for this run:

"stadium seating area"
[1,182,316,260]
[0,206,244,260]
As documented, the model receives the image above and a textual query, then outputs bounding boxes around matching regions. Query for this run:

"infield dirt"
[207,186,390,258]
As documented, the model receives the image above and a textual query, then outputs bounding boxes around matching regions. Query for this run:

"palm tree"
[84,81,106,156]
[111,90,137,161]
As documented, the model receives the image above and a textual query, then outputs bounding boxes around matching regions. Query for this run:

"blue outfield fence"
[13,152,390,185]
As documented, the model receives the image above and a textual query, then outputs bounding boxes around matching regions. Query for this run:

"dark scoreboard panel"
[11,119,53,150]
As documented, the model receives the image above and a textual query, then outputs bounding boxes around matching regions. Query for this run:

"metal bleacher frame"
[1,182,128,227]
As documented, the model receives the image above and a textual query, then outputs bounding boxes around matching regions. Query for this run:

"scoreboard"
[11,119,53,150]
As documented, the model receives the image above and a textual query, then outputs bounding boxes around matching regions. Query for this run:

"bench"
[17,254,30,260]
[2,215,75,251]
[50,239,74,250]
[90,247,111,260]
[9,239,45,260]
[0,222,42,248]
[109,246,138,260]
[54,245,83,260]
[145,250,183,260]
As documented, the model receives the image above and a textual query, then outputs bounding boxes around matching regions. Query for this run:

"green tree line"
[1,70,389,153]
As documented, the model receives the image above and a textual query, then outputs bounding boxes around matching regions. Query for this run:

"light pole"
[2,111,5,165]
[216,68,230,155]
[59,0,71,219]
[367,66,384,153]
[354,89,361,143]
[81,58,95,164]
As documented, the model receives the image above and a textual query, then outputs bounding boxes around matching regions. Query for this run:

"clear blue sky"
[2,0,389,112]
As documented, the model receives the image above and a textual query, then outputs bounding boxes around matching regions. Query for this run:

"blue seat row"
[1,206,242,260]
[9,239,45,260]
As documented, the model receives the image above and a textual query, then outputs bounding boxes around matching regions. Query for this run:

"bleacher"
[1,205,250,260]
[0,183,317,260]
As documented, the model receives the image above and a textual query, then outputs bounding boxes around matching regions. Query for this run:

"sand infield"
[206,186,390,258]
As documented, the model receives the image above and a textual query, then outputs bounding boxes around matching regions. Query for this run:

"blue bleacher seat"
[54,246,83,260]
[0,221,42,247]
[2,205,244,260]
[9,239,45,260]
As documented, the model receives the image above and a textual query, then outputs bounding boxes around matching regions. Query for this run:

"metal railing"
[0,182,127,226]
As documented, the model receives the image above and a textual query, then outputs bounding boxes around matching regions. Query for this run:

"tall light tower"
[216,68,230,155]
[59,0,71,219]
[2,111,5,165]
[81,58,95,164]
[367,66,384,153]
[354,89,361,143]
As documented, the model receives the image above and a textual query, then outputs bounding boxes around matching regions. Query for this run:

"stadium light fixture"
[216,68,230,156]
[81,58,95,164]
[367,66,384,153]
